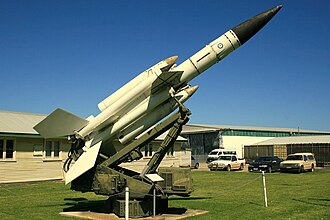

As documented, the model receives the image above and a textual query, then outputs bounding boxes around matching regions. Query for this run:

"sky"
[1,0,330,131]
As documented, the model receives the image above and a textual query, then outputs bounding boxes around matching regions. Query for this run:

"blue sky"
[1,0,330,131]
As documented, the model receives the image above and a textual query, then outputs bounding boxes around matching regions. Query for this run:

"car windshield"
[286,155,303,160]
[209,151,219,155]
[218,156,232,160]
[255,157,273,162]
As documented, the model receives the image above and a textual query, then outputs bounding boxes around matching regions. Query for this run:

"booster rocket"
[34,5,282,184]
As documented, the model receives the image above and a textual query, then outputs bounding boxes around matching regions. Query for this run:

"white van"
[206,149,237,163]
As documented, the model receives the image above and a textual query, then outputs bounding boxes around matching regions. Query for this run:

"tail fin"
[65,140,102,184]
[34,108,89,138]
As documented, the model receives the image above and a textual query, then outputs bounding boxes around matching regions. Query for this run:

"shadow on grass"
[293,198,330,207]
[63,198,189,215]
[63,198,110,213]
[166,208,187,214]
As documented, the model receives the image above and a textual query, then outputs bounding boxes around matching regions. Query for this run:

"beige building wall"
[0,137,70,183]
[0,136,190,183]
[222,136,274,157]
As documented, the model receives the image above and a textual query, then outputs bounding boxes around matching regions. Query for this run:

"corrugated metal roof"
[0,110,46,134]
[0,110,187,141]
[182,124,330,134]
[249,135,330,145]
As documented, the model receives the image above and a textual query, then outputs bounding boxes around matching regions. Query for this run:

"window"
[144,144,153,157]
[33,145,43,156]
[0,139,15,160]
[0,140,3,158]
[44,140,61,159]
[307,155,315,160]
[167,146,174,156]
[303,155,308,161]
[45,141,52,157]
[54,141,60,157]
[6,140,14,159]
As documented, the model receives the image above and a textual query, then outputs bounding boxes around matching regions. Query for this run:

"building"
[0,110,189,183]
[244,135,330,166]
[0,110,71,183]
[181,124,330,161]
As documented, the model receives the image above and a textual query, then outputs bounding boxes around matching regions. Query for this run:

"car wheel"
[311,164,315,172]
[299,165,304,173]
[195,163,199,169]
[268,166,272,173]
[227,165,231,172]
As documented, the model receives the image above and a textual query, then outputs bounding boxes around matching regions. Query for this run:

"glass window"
[6,140,14,159]
[54,141,60,157]
[0,140,3,158]
[45,141,52,157]
[307,155,314,160]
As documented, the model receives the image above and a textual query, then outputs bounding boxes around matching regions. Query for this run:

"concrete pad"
[60,209,208,220]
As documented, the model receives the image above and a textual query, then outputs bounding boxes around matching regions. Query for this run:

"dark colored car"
[248,156,282,173]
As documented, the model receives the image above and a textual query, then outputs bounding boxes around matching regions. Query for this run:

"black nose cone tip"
[232,5,282,45]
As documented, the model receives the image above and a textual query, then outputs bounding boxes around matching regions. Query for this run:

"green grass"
[170,170,330,219]
[0,181,105,220]
[0,170,329,219]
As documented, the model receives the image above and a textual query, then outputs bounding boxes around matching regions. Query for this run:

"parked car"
[191,156,199,169]
[248,156,282,173]
[280,153,316,173]
[206,149,237,163]
[208,155,245,171]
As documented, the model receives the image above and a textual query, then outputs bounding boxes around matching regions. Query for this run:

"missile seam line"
[196,52,211,63]
[188,58,201,75]
[229,30,241,47]
[224,33,236,51]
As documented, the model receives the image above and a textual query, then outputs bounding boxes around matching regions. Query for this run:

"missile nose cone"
[232,5,282,45]
[165,56,179,65]
[186,85,199,97]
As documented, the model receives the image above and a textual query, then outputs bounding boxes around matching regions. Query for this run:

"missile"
[90,85,198,145]
[174,5,282,84]
[34,5,282,184]
[118,85,199,144]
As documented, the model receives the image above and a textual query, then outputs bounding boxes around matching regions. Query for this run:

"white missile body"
[34,5,282,184]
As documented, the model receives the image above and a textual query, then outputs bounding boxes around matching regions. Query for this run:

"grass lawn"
[170,169,330,219]
[0,169,329,219]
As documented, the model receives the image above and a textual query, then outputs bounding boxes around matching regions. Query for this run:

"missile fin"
[65,139,102,184]
[33,108,89,138]
[151,71,183,93]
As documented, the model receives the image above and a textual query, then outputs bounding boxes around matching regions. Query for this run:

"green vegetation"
[170,170,330,219]
[0,181,104,220]
[0,170,329,219]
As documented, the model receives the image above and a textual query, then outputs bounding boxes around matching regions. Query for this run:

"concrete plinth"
[60,208,208,220]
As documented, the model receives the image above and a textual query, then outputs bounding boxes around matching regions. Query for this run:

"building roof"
[0,110,187,141]
[182,124,330,135]
[248,135,330,146]
[0,110,46,135]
